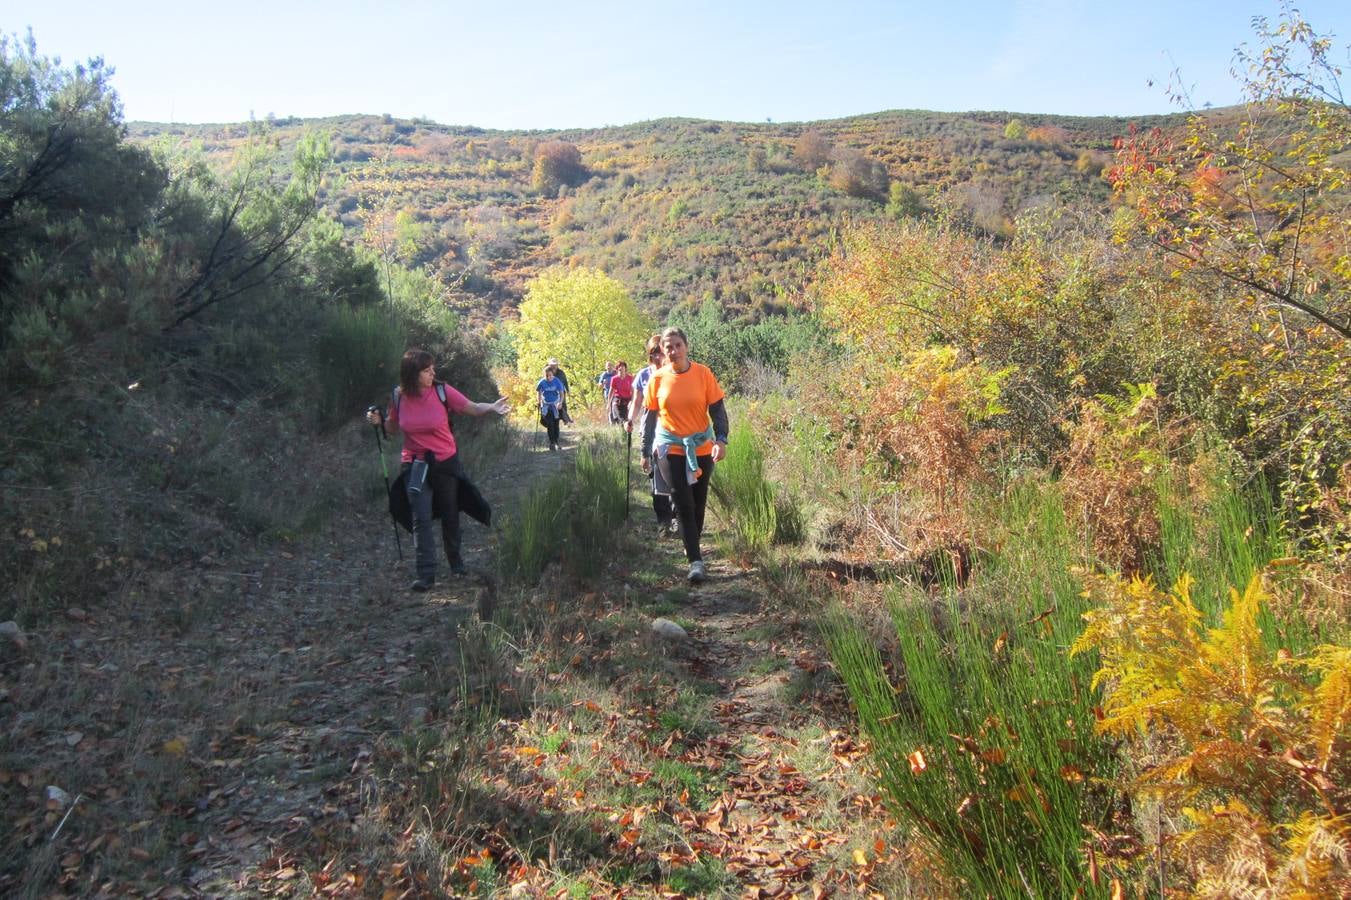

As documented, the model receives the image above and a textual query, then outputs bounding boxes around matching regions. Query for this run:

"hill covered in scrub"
[128,106,1207,322]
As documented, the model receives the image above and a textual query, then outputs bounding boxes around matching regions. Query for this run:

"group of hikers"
[365,326,728,590]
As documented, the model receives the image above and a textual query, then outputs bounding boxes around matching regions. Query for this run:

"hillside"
[128,107,1203,323]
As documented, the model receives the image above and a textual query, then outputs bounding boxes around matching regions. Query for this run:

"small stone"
[650,618,687,641]
[0,621,26,651]
[65,608,89,622]
[46,785,71,808]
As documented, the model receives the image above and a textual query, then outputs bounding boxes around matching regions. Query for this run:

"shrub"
[1058,384,1174,575]
[314,304,404,429]
[1073,570,1351,896]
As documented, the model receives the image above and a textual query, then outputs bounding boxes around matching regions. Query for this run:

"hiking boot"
[449,561,469,577]
[687,560,707,583]
[410,577,435,592]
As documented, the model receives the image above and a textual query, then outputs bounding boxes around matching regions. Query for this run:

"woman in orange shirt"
[640,327,729,583]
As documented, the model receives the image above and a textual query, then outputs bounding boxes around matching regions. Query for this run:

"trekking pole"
[624,425,632,520]
[367,406,404,560]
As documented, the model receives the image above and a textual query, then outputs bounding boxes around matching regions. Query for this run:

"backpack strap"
[436,382,453,433]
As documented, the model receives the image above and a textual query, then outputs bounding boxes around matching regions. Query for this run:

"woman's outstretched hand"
[488,397,509,416]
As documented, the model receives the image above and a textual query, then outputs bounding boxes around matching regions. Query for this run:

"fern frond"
[1303,645,1351,771]
[1275,813,1351,895]
[1199,577,1270,702]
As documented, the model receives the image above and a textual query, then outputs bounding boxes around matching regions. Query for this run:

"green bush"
[314,304,404,429]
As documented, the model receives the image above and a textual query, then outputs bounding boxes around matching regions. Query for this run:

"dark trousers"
[405,455,462,580]
[658,453,713,562]
[541,411,561,445]
[644,454,674,526]
[652,488,673,526]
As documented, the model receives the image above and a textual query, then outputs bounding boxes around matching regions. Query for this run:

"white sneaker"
[687,560,707,583]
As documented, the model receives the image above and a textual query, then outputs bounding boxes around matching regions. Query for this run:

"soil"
[1,422,902,898]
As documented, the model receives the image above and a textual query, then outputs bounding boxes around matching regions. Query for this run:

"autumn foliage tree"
[531,140,585,197]
[793,129,832,171]
[827,147,889,200]
[1110,4,1351,549]
[511,266,651,408]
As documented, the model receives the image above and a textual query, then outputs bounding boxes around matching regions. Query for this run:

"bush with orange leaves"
[803,346,1008,554]
[1058,383,1187,574]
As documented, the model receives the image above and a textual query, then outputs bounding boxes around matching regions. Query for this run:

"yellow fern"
[1073,570,1351,894]
[1303,645,1351,772]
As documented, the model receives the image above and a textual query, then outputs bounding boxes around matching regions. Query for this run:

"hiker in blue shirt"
[536,365,567,450]
[597,362,616,401]
[548,358,573,424]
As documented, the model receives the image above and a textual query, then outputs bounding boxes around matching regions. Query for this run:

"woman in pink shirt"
[366,349,509,591]
[609,360,634,425]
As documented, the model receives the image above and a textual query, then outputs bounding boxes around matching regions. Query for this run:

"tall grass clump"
[314,304,404,429]
[710,428,782,561]
[825,480,1114,897]
[567,442,629,581]
[497,474,571,584]
[497,438,630,586]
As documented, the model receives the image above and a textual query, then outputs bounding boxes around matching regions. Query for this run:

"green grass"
[667,854,736,895]
[710,427,779,560]
[497,437,629,586]
[823,462,1314,897]
[824,479,1110,898]
[497,473,571,584]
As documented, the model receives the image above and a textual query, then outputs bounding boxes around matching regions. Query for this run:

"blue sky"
[14,1,1351,128]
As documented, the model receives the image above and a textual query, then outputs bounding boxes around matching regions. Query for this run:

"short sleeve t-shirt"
[609,373,634,399]
[388,383,469,463]
[536,376,564,405]
[644,362,724,456]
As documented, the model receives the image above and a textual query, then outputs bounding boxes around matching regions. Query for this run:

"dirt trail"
[2,422,897,897]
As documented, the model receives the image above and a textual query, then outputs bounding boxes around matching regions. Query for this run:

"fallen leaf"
[162,738,188,756]
[907,749,926,775]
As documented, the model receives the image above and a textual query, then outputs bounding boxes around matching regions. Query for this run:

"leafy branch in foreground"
[1072,570,1351,896]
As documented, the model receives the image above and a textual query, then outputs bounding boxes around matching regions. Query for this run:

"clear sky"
[12,1,1351,128]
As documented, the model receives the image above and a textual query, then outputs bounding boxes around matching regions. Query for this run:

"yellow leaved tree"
[512,267,652,410]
